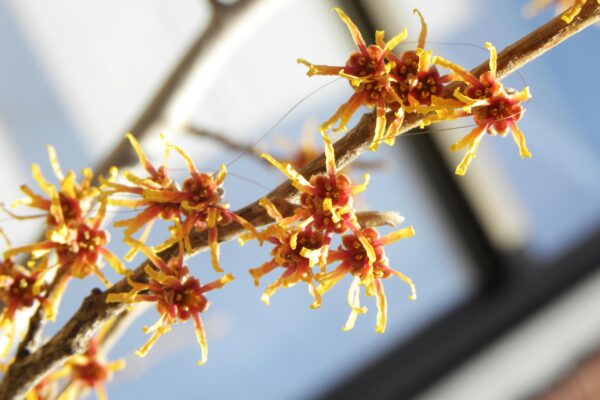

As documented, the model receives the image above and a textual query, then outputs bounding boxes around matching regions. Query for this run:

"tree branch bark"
[1,1,598,399]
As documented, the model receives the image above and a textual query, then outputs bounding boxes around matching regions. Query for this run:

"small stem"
[186,125,264,159]
[0,3,598,399]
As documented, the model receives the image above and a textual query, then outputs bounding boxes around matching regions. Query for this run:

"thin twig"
[186,125,264,158]
[1,2,598,399]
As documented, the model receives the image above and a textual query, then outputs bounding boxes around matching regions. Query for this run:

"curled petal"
[514,86,532,103]
[485,42,497,77]
[225,210,262,245]
[374,279,388,333]
[377,226,416,246]
[413,8,428,49]
[300,247,322,268]
[46,145,64,181]
[31,164,53,194]
[258,197,282,222]
[342,276,367,331]
[434,55,480,87]
[333,7,368,56]
[4,241,56,260]
[98,248,127,276]
[391,268,417,301]
[297,59,343,76]
[416,49,433,74]
[450,125,487,176]
[261,153,315,194]
[351,173,370,195]
[355,230,376,265]
[383,28,408,55]
[126,133,156,176]
[192,314,208,365]
[142,189,185,203]
[208,226,223,273]
[369,100,388,151]
[321,91,368,133]
[453,87,489,111]
[383,111,404,146]
[170,140,198,174]
[249,261,278,286]
[375,30,385,48]
[124,237,169,273]
[135,315,171,357]
[202,273,234,294]
[321,132,337,181]
[508,121,533,158]
[124,219,155,262]
[214,164,227,186]
[45,272,71,321]
[114,205,163,237]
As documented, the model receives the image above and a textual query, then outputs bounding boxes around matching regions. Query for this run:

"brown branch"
[1,2,598,399]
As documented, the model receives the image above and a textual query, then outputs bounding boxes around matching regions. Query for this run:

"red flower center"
[72,360,108,387]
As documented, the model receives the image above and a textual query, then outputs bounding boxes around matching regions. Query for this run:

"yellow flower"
[317,227,416,333]
[298,7,408,150]
[261,133,369,268]
[106,239,232,365]
[0,255,50,358]
[249,214,323,307]
[430,43,532,175]
[49,319,124,400]
[106,134,259,272]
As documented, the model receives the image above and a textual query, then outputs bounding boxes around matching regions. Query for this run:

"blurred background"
[0,0,599,399]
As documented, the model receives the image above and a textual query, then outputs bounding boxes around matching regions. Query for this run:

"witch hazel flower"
[0,248,50,358]
[317,227,416,333]
[107,238,233,365]
[425,42,532,175]
[49,319,125,400]
[2,145,100,235]
[100,134,180,260]
[245,198,323,307]
[298,7,408,150]
[261,133,370,268]
[104,134,259,272]
[157,141,260,270]
[3,148,125,310]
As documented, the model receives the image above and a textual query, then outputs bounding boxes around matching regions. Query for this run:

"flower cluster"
[103,134,259,272]
[420,43,532,175]
[298,8,456,150]
[97,135,255,366]
[107,239,232,365]
[298,8,534,176]
[245,133,416,332]
[1,147,124,326]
